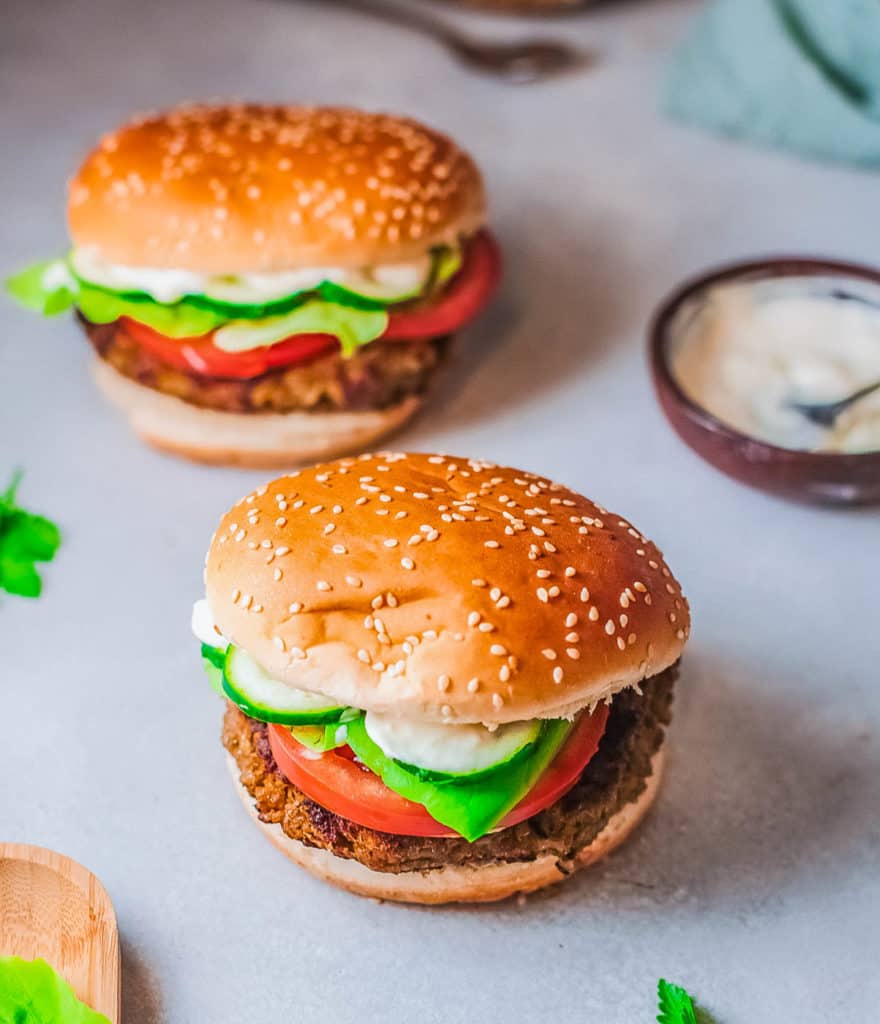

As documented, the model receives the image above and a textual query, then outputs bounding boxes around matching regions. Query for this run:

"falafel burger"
[6,105,498,466]
[193,452,690,903]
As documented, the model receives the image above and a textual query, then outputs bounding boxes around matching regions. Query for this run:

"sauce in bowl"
[669,276,880,454]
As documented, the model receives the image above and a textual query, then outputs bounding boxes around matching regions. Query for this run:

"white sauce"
[191,598,228,648]
[671,277,880,453]
[364,711,536,775]
[70,247,433,305]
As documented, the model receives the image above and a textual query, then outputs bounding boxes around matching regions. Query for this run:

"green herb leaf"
[657,979,698,1024]
[75,284,228,338]
[0,956,111,1023]
[0,473,61,600]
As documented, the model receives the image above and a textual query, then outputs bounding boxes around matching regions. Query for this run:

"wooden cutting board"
[0,844,120,1022]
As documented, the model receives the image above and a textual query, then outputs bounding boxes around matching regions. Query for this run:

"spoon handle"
[304,0,462,46]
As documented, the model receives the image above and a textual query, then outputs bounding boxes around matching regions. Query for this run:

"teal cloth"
[666,0,880,168]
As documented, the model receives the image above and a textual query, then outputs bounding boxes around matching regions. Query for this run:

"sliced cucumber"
[363,712,542,782]
[222,646,346,725]
[200,644,226,698]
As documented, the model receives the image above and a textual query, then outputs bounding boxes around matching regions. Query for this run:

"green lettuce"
[213,301,387,356]
[0,957,110,1024]
[6,260,77,316]
[345,715,574,842]
[5,258,388,352]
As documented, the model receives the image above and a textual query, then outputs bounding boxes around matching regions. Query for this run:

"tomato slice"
[123,319,338,378]
[267,704,609,839]
[382,229,501,341]
[117,230,501,381]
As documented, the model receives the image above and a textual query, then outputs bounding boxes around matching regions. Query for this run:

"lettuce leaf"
[6,260,77,316]
[6,259,387,352]
[345,715,574,842]
[0,957,110,1024]
[212,301,387,356]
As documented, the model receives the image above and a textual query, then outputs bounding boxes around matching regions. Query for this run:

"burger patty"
[80,316,448,415]
[222,664,676,875]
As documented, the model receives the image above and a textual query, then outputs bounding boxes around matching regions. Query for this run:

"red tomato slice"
[267,703,609,839]
[123,318,338,379]
[118,229,500,380]
[382,229,501,341]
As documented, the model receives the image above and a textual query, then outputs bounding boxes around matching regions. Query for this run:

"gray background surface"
[1,1,878,1021]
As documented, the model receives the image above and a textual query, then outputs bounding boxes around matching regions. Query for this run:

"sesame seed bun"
[68,103,486,273]
[205,453,690,724]
[92,361,421,467]
[226,748,664,904]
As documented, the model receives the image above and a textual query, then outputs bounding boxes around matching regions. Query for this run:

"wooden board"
[0,844,120,1022]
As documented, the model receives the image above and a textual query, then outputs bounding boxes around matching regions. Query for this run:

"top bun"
[205,453,690,725]
[67,103,486,274]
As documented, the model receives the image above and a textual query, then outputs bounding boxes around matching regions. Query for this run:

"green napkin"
[666,0,880,168]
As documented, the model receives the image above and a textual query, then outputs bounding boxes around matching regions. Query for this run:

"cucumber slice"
[363,712,542,781]
[222,646,346,725]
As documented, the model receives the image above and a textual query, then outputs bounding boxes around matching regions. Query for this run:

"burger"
[193,452,690,903]
[6,105,499,466]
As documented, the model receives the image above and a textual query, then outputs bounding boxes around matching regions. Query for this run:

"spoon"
[787,378,880,428]
[303,0,591,82]
[0,843,120,1022]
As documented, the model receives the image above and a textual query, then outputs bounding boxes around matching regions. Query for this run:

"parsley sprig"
[0,471,61,597]
[657,979,703,1024]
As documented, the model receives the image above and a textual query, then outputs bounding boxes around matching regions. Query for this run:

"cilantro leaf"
[0,472,61,599]
[0,956,111,1023]
[657,979,698,1024]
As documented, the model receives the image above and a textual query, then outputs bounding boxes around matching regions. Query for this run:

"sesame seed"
[371,595,384,610]
[332,544,347,555]
[566,648,580,660]
[437,674,450,692]
[580,587,590,602]
[492,693,505,708]
[472,579,487,588]
[490,644,507,656]
[564,566,576,577]
[345,575,362,588]
[566,631,579,643]
[273,568,282,581]
[542,649,557,660]
[231,588,241,603]
[401,558,415,570]
[605,620,616,635]
[478,622,495,633]
[565,613,578,627]
[616,637,626,651]
[468,612,481,627]
[273,636,286,651]
[383,538,398,548]
[316,581,332,592]
[496,596,511,609]
[484,540,500,549]
[620,614,629,627]
[537,588,549,603]
[309,505,323,515]
[323,523,336,535]
[289,602,302,614]
[467,678,480,693]
[553,667,564,684]
[536,569,551,579]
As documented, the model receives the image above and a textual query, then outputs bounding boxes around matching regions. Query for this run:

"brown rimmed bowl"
[649,257,880,506]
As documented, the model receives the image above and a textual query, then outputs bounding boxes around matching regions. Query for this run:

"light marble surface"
[1,1,878,1021]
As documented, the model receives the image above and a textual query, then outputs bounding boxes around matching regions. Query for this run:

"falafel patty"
[81,316,449,415]
[222,664,676,875]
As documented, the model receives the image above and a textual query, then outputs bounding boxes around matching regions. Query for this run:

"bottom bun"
[225,749,664,905]
[92,360,422,468]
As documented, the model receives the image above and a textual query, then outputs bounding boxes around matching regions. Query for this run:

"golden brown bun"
[68,103,486,273]
[92,361,421,467]
[226,748,664,904]
[206,453,690,723]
